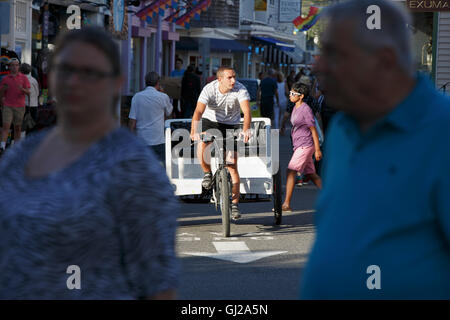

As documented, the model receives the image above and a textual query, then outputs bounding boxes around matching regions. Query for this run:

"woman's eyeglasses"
[53,63,115,82]
[290,91,302,97]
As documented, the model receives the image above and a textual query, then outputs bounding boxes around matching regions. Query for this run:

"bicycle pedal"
[231,214,241,221]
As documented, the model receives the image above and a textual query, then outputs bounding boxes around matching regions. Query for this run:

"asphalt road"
[175,129,320,300]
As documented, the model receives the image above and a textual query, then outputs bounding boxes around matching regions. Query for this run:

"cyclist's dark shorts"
[201,118,239,153]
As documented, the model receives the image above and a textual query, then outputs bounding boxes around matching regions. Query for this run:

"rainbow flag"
[292,6,322,32]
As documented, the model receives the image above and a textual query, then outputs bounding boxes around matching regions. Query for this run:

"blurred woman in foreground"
[0,27,179,299]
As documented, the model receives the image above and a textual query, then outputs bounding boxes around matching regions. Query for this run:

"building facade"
[174,0,248,83]
[0,0,33,65]
[433,11,450,94]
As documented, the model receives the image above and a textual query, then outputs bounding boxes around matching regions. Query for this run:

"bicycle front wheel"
[217,168,231,237]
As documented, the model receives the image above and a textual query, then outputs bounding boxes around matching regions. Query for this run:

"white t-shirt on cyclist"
[198,80,250,125]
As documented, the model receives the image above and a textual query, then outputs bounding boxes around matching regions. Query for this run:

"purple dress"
[290,102,315,150]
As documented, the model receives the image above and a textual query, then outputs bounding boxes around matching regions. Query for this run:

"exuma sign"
[407,0,450,11]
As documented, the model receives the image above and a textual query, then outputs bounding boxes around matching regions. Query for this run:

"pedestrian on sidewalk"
[259,68,279,122]
[275,71,288,129]
[129,71,173,164]
[282,82,322,212]
[20,63,40,133]
[180,65,201,119]
[170,57,185,118]
[0,27,179,299]
[300,0,450,299]
[280,75,313,135]
[0,58,30,154]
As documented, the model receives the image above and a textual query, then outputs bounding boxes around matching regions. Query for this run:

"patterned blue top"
[0,127,179,299]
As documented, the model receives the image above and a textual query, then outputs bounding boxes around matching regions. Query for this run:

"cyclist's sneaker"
[201,171,213,189]
[231,203,241,220]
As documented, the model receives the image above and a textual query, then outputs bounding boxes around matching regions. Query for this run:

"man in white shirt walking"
[190,66,252,219]
[129,72,173,163]
[20,63,40,132]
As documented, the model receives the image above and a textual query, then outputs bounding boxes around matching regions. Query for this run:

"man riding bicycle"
[190,66,251,220]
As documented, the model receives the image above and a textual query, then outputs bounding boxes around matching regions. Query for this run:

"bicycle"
[198,131,241,237]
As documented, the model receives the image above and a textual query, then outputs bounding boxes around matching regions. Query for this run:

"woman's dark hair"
[50,27,121,76]
[291,82,309,98]
[184,64,195,76]
[20,63,31,75]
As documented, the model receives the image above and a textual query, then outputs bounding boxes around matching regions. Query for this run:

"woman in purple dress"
[282,82,322,212]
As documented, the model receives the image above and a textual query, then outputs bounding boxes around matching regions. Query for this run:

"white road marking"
[178,237,201,241]
[182,241,287,264]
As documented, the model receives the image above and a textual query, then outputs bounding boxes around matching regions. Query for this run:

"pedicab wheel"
[272,171,282,225]
[218,168,231,237]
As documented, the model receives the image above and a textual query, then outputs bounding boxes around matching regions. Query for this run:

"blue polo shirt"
[300,74,450,299]
[170,69,185,78]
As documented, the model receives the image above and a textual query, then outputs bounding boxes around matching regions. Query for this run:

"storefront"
[175,36,249,79]
[433,11,450,94]
[30,0,106,104]
[249,36,296,77]
[396,1,449,92]
[118,3,180,125]
[121,3,179,96]
[0,0,33,65]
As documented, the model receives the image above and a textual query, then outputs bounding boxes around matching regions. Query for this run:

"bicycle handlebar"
[199,132,242,143]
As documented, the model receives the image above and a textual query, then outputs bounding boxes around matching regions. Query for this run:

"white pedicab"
[165,118,282,237]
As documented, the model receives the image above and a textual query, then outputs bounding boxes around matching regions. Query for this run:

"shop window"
[211,57,220,71]
[410,12,433,76]
[15,42,25,60]
[221,58,232,67]
[130,37,141,94]
[306,36,315,51]
[15,1,27,33]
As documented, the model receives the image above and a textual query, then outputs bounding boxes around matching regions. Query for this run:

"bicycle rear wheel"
[272,171,282,225]
[217,168,231,237]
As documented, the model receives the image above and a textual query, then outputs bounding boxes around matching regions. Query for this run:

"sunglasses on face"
[290,91,302,97]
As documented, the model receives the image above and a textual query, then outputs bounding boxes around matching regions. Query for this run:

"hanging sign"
[109,0,128,39]
[255,0,267,11]
[406,0,450,11]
